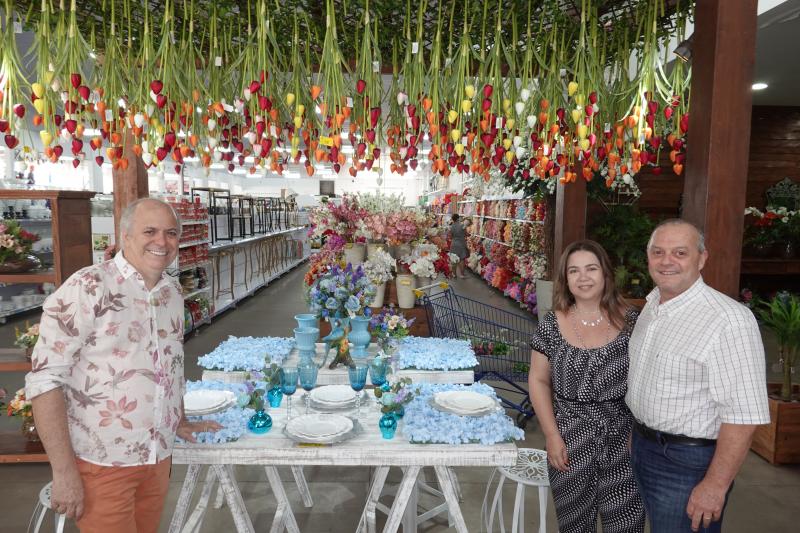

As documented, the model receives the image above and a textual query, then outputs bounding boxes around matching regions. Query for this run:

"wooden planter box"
[751,384,800,465]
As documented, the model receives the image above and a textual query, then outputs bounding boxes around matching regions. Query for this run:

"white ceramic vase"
[343,242,366,266]
[395,274,416,309]
[371,281,387,308]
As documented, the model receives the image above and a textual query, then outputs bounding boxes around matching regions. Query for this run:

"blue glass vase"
[267,387,283,408]
[379,412,398,439]
[248,409,273,434]
[349,315,372,359]
[392,405,405,420]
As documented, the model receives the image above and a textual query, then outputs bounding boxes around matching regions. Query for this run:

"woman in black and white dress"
[528,240,645,532]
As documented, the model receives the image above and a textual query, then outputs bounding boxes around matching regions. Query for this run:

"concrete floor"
[1,266,799,532]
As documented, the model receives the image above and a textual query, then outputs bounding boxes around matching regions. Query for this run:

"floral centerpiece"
[14,322,39,359]
[369,306,415,353]
[308,264,377,368]
[374,377,415,416]
[308,195,368,244]
[401,243,454,279]
[386,211,421,246]
[0,220,40,272]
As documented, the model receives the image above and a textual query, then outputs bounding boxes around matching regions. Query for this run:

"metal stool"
[482,448,549,533]
[28,482,66,533]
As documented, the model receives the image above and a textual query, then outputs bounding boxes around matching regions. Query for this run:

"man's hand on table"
[177,419,224,443]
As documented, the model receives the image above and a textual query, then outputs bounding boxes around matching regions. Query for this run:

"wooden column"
[553,175,587,261]
[682,0,758,297]
[112,131,149,241]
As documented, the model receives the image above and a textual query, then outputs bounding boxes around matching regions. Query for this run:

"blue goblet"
[348,364,369,417]
[298,363,319,415]
[281,366,299,422]
[369,358,388,388]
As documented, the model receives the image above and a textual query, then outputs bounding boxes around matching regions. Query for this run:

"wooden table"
[201,343,475,386]
[170,403,516,533]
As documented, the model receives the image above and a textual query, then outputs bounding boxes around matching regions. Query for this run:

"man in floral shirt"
[25,198,220,532]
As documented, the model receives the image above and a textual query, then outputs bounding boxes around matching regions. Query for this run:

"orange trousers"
[75,456,172,533]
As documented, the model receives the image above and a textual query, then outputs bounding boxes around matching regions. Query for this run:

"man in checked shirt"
[26,198,221,532]
[625,219,770,533]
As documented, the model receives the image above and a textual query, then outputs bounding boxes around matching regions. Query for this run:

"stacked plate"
[308,385,357,411]
[432,390,499,417]
[285,414,355,444]
[183,390,236,416]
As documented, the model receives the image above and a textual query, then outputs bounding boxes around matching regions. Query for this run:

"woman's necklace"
[572,304,604,327]
[570,306,612,350]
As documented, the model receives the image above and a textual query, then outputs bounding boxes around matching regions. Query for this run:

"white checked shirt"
[626,277,770,439]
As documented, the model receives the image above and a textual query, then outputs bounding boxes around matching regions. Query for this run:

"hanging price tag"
[495,117,503,129]
[269,125,278,137]
[444,57,452,67]
[214,56,223,67]
[372,61,380,73]
[14,20,22,33]
[412,42,419,54]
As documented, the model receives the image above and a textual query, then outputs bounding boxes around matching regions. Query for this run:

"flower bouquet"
[0,220,40,272]
[308,264,376,368]
[370,306,415,350]
[386,211,421,246]
[14,322,39,360]
[7,388,38,442]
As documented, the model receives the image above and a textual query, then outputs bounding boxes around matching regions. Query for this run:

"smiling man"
[626,219,769,533]
[26,198,220,533]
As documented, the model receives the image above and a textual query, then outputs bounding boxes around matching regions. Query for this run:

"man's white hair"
[119,198,182,250]
[647,218,705,253]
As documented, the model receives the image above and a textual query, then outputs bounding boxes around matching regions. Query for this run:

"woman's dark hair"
[451,213,460,223]
[552,239,630,331]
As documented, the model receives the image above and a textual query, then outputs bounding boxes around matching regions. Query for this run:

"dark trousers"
[631,430,731,532]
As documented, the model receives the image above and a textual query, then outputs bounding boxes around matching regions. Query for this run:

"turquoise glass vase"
[392,405,405,420]
[349,315,372,359]
[379,412,398,439]
[267,387,283,408]
[248,409,273,434]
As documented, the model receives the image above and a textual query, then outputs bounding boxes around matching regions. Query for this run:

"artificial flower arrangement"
[743,206,799,249]
[356,192,406,216]
[304,236,346,287]
[363,248,396,285]
[0,220,40,265]
[373,377,416,415]
[369,306,415,345]
[7,388,32,418]
[307,263,377,320]
[308,195,368,244]
[401,246,437,278]
[386,211,422,245]
[14,322,40,352]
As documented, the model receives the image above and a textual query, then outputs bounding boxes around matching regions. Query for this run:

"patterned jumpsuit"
[530,311,645,533]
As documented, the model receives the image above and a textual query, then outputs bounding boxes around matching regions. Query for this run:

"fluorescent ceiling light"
[752,82,768,90]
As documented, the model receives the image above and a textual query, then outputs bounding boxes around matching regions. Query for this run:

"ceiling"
[752,0,800,105]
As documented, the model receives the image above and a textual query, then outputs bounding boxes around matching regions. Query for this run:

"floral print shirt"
[25,253,185,466]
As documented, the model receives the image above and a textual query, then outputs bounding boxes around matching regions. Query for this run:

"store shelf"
[471,215,544,224]
[182,286,212,300]
[0,302,43,322]
[182,219,210,226]
[474,235,512,247]
[741,258,800,275]
[185,316,211,335]
[0,432,47,463]
[178,260,212,273]
[0,271,57,284]
[0,348,31,372]
[179,239,211,249]
[2,218,52,224]
[209,226,307,252]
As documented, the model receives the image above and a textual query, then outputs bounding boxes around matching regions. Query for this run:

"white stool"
[482,448,549,533]
[28,482,66,533]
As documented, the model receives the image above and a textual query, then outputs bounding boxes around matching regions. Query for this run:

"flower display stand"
[751,384,800,465]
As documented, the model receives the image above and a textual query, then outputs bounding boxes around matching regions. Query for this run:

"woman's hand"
[545,433,570,472]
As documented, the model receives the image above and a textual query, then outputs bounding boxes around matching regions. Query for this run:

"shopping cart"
[421,288,537,428]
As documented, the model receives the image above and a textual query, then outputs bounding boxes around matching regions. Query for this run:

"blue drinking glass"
[369,359,388,388]
[298,363,319,415]
[281,366,299,422]
[348,364,369,417]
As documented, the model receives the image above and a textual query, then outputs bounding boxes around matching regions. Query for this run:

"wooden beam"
[553,174,587,261]
[682,0,758,298]
[112,131,149,242]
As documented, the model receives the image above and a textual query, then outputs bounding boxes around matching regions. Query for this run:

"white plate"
[311,385,357,405]
[286,414,354,442]
[184,390,235,413]
[434,391,496,415]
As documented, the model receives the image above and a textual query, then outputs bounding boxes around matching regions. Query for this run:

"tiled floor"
[1,266,799,532]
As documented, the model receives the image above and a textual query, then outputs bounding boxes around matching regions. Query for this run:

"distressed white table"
[201,342,476,386]
[170,405,517,533]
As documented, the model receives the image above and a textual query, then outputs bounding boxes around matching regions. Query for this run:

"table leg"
[169,465,203,533]
[264,466,300,533]
[433,466,468,533]
[384,465,421,533]
[213,465,255,533]
[291,466,314,508]
[356,466,389,533]
[183,467,220,533]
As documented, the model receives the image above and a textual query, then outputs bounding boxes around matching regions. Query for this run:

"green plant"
[757,292,800,402]
[588,205,656,298]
